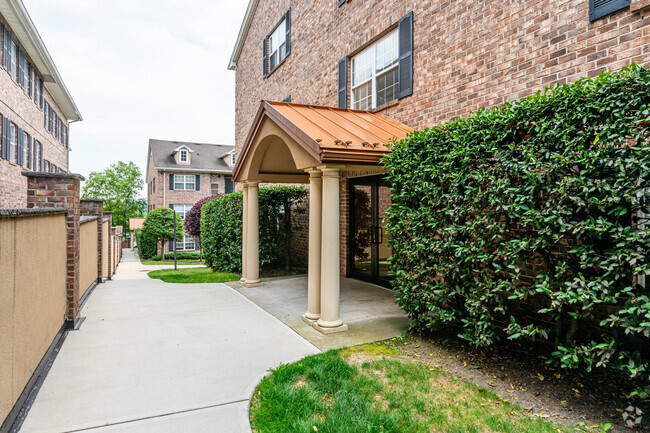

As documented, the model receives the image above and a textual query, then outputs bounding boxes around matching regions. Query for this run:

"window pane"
[376,67,399,106]
[351,48,372,86]
[375,31,398,73]
[352,81,372,111]
[269,18,286,70]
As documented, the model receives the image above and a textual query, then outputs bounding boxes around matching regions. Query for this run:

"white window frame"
[230,153,236,166]
[211,183,219,196]
[268,18,286,71]
[180,149,188,162]
[351,30,399,110]
[173,174,196,191]
[21,131,28,167]
[175,235,196,251]
[10,41,17,80]
[8,123,16,162]
[174,204,193,220]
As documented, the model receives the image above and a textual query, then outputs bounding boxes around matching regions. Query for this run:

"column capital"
[246,180,260,187]
[305,168,322,178]
[318,165,345,177]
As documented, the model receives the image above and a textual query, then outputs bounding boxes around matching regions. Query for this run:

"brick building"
[0,0,82,208]
[146,139,235,253]
[228,0,649,333]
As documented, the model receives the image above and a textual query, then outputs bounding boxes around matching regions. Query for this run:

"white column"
[244,181,262,287]
[303,169,322,322]
[241,182,249,283]
[315,166,347,333]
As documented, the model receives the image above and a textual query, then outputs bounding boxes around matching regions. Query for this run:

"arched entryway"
[233,101,412,334]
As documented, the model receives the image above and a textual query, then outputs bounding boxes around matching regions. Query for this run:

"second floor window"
[173,174,195,190]
[171,204,193,220]
[269,19,286,70]
[351,30,399,110]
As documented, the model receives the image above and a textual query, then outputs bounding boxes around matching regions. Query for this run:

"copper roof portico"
[233,101,413,182]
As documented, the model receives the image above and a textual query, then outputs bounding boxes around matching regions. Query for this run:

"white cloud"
[21,0,249,197]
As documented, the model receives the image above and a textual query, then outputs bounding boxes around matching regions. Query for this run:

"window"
[172,204,193,220]
[211,183,219,196]
[153,177,156,193]
[173,174,196,190]
[225,177,234,194]
[8,122,15,162]
[263,9,290,77]
[175,235,196,251]
[230,152,236,166]
[269,19,286,71]
[180,149,188,162]
[18,131,28,167]
[351,31,399,110]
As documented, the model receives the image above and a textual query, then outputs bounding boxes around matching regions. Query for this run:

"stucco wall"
[102,221,109,279]
[0,213,66,422]
[79,220,98,300]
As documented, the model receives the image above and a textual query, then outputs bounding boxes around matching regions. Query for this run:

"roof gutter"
[228,0,260,71]
[156,167,234,175]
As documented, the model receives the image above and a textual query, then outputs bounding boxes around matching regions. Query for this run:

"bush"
[184,194,222,237]
[201,186,308,273]
[384,65,650,379]
[141,207,184,257]
[135,229,156,259]
[149,252,201,261]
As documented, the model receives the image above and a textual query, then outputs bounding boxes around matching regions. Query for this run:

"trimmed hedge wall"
[201,186,308,273]
[135,229,156,259]
[384,65,650,379]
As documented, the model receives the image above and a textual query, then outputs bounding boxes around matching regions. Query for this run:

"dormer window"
[231,152,236,166]
[180,149,188,162]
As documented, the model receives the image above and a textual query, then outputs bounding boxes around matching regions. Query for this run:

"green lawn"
[250,345,570,433]
[147,267,240,284]
[140,259,205,266]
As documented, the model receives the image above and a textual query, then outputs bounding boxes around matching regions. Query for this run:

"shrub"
[141,207,184,258]
[135,229,156,259]
[184,194,222,237]
[383,65,650,379]
[201,186,308,273]
[149,252,201,261]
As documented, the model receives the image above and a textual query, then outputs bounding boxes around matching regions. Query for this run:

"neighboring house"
[146,139,235,253]
[228,0,650,333]
[0,0,82,208]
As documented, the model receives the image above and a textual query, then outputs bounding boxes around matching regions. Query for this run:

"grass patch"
[250,349,570,433]
[140,259,205,266]
[147,267,240,284]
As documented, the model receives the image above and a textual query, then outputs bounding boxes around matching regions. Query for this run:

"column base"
[312,321,348,335]
[242,279,262,287]
[301,313,320,325]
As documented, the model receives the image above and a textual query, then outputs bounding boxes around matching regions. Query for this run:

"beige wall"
[0,213,66,422]
[79,220,98,300]
[102,221,109,279]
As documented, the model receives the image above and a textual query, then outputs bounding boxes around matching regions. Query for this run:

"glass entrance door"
[350,175,394,288]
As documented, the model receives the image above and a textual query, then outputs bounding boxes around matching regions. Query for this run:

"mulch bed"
[389,331,646,432]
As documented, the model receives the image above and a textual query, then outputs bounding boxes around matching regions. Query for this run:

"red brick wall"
[0,14,71,208]
[234,0,650,153]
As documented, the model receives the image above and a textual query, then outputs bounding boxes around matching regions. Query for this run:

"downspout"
[163,169,166,208]
[67,118,81,173]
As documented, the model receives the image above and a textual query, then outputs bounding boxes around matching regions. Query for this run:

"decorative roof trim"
[0,0,82,121]
[228,0,260,70]
[173,145,195,153]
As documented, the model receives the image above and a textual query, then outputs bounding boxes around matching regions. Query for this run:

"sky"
[22,0,249,198]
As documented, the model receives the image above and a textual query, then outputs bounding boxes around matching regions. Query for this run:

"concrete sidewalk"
[18,250,319,433]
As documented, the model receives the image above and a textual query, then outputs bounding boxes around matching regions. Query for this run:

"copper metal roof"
[234,101,413,180]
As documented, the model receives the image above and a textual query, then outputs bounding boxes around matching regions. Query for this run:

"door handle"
[378,227,384,244]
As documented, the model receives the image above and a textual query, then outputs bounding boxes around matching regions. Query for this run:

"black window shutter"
[169,240,174,251]
[38,141,42,171]
[169,174,174,190]
[16,127,22,165]
[338,57,347,109]
[195,174,200,191]
[285,8,291,57]
[398,12,414,99]
[263,37,268,78]
[338,0,345,6]
[589,0,630,21]
[2,27,9,71]
[1,117,7,160]
[284,95,291,103]
[169,204,175,210]
[17,49,23,88]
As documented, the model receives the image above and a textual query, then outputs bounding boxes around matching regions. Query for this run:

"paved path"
[19,250,319,433]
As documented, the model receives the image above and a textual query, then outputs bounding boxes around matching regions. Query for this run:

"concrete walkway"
[18,250,319,433]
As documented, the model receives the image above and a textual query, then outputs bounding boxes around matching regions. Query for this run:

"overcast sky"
[22,0,249,197]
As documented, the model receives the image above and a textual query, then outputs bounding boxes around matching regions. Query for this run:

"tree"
[82,161,145,230]
[184,194,222,238]
[142,207,184,261]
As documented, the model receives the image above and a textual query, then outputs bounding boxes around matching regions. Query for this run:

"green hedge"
[150,252,201,261]
[201,186,308,273]
[384,65,650,379]
[135,229,156,259]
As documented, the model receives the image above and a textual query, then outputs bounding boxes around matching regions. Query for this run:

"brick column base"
[23,171,85,328]
[81,199,104,282]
